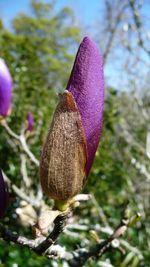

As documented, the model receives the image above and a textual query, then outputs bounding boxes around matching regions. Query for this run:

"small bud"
[128,212,141,227]
[25,112,34,132]
[89,230,100,243]
[0,59,12,118]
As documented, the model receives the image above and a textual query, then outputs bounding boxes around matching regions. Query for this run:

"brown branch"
[0,204,133,266]
[0,210,71,256]
[34,211,70,254]
[68,207,130,267]
[0,223,38,248]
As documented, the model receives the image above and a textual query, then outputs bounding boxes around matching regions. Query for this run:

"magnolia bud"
[0,58,12,118]
[40,91,87,202]
[40,37,104,208]
[25,112,34,132]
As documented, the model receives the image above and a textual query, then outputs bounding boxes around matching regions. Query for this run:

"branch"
[68,208,130,267]
[129,0,150,56]
[0,210,71,257]
[0,223,36,248]
[103,1,128,63]
[1,119,20,140]
[91,194,109,226]
[1,120,39,166]
[20,153,31,188]
[0,201,142,265]
[73,194,91,202]
[2,170,39,208]
[34,211,70,254]
[20,134,39,166]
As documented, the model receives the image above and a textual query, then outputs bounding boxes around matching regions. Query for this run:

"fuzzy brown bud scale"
[40,91,87,201]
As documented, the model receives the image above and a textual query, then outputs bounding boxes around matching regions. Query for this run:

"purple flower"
[26,112,34,132]
[66,36,104,176]
[0,170,8,218]
[0,58,12,117]
[40,36,104,204]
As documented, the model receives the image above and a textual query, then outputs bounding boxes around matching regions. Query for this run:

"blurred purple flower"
[67,36,104,176]
[0,170,8,218]
[26,112,34,132]
[0,58,12,117]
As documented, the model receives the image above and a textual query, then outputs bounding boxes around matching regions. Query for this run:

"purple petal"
[0,58,12,117]
[26,112,34,132]
[66,37,104,176]
[0,170,8,218]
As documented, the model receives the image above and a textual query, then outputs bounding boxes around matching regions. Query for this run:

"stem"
[1,120,39,166]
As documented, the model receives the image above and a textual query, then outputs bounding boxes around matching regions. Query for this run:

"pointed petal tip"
[67,36,104,176]
[82,36,96,45]
[82,36,93,44]
[81,36,103,60]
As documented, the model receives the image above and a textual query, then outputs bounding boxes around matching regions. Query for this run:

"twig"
[1,120,39,166]
[98,261,114,267]
[91,195,109,226]
[1,120,20,140]
[129,0,150,56]
[68,208,130,267]
[20,153,31,188]
[120,240,143,260]
[73,194,91,202]
[0,223,37,248]
[103,1,128,64]
[0,210,71,257]
[20,135,39,166]
[0,203,143,265]
[34,212,70,254]
[2,170,38,208]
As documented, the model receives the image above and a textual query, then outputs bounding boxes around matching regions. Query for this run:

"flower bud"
[40,91,87,201]
[0,59,12,118]
[25,112,34,132]
[67,37,104,175]
[40,37,104,203]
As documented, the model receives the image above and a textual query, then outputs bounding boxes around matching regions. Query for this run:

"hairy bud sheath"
[40,91,87,200]
[40,37,104,202]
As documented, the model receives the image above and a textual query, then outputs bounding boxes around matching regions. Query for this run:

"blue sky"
[0,0,103,29]
[0,0,149,90]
